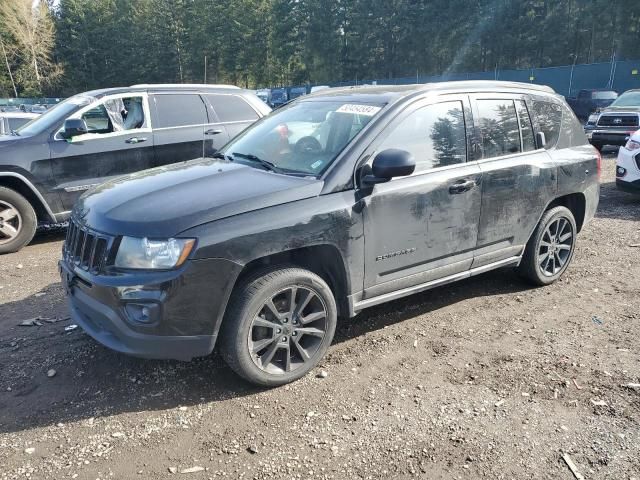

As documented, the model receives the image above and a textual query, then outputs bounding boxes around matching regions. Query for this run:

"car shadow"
[0,267,532,435]
[596,180,640,221]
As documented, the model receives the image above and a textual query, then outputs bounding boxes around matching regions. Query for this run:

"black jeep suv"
[60,81,600,386]
[0,84,270,253]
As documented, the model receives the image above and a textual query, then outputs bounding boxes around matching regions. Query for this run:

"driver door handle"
[125,137,147,144]
[449,179,476,194]
[205,129,223,135]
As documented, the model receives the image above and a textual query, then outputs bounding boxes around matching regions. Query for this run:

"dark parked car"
[0,112,37,135]
[269,88,288,108]
[584,89,640,150]
[0,84,270,253]
[567,89,618,121]
[59,81,599,387]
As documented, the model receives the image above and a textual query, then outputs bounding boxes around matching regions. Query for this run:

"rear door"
[150,93,209,166]
[49,93,155,210]
[361,95,483,298]
[470,94,555,268]
[204,93,261,143]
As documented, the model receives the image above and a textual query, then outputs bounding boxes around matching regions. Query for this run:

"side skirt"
[348,256,522,316]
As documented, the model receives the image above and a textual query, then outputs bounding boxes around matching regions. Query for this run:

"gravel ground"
[0,154,639,480]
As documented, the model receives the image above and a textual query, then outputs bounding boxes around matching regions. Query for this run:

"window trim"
[514,99,536,153]
[354,94,474,184]
[53,92,151,142]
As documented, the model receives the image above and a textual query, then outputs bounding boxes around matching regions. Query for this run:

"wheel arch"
[0,173,56,223]
[232,244,351,318]
[545,192,586,232]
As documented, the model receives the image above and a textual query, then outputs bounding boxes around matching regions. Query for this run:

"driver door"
[49,93,154,210]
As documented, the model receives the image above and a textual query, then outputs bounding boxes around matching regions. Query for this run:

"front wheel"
[0,187,37,254]
[517,206,577,286]
[220,266,337,387]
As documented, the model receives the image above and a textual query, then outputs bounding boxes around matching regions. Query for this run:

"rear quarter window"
[556,103,588,148]
[531,100,562,149]
[207,94,259,122]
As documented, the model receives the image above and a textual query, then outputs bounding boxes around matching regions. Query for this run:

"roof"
[79,83,242,98]
[302,80,557,104]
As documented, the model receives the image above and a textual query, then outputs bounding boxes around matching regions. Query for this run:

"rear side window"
[530,100,561,149]
[476,99,521,158]
[154,94,207,128]
[377,101,467,173]
[207,94,259,122]
[515,100,536,152]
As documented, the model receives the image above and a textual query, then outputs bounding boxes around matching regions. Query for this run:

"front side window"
[207,94,259,122]
[222,100,383,175]
[377,101,467,173]
[79,96,146,135]
[154,94,208,128]
[477,99,521,158]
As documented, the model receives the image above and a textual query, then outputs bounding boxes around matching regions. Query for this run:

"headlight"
[624,139,640,151]
[115,237,195,269]
[587,114,599,124]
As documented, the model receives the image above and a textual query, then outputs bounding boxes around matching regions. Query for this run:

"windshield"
[610,91,640,107]
[16,95,93,136]
[222,100,384,176]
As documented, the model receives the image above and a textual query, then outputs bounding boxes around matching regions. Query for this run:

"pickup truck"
[567,89,618,121]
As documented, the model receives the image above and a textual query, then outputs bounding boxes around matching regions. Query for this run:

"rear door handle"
[205,129,223,135]
[449,179,476,194]
[125,137,147,144]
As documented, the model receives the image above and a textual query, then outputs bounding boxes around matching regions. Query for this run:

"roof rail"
[129,83,241,89]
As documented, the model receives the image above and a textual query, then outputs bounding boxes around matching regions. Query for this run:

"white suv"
[616,129,640,194]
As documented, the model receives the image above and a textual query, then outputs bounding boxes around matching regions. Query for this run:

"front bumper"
[616,146,640,194]
[59,257,241,361]
[586,128,636,146]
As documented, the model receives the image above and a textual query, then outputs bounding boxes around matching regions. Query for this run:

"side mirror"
[60,118,88,139]
[535,131,546,149]
[363,149,415,185]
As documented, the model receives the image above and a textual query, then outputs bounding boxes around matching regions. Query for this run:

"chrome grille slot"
[64,219,114,273]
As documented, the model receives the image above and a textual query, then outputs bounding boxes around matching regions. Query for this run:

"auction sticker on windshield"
[336,104,382,116]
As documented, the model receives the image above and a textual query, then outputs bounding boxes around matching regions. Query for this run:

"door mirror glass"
[60,118,88,139]
[535,131,546,149]
[363,149,415,185]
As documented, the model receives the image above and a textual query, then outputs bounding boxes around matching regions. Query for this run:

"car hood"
[601,105,640,113]
[76,158,324,237]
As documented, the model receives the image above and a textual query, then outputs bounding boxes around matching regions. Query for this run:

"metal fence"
[301,59,640,98]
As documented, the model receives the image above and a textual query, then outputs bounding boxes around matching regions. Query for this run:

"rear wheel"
[517,206,577,286]
[220,266,337,387]
[0,187,37,254]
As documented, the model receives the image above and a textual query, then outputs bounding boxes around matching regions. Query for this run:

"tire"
[517,206,577,286]
[0,187,37,254]
[220,266,337,387]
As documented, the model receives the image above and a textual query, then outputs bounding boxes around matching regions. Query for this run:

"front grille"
[64,219,114,273]
[597,114,639,128]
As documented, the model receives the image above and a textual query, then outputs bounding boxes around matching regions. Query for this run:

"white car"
[616,129,640,194]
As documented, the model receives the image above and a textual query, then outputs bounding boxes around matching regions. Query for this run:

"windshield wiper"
[10,130,20,136]
[212,151,232,161]
[231,152,282,173]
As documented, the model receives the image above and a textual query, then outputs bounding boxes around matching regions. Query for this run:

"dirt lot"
[0,154,638,480]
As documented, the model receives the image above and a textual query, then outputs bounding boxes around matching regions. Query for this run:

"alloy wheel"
[537,216,574,277]
[248,286,328,375]
[0,200,22,246]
